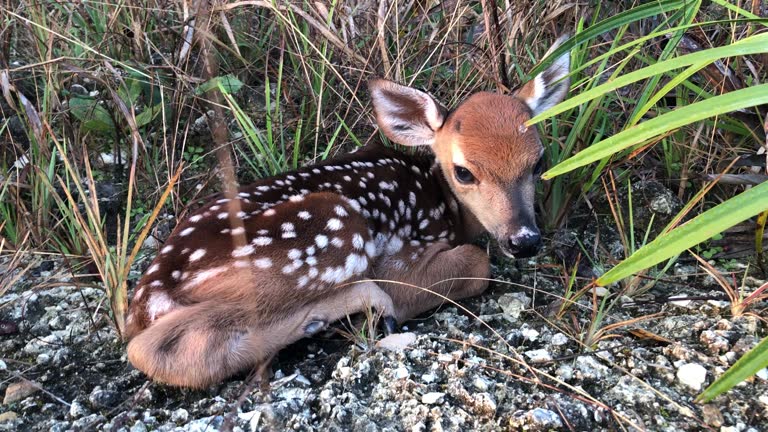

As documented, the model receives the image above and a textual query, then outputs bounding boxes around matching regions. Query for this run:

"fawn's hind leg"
[372,241,491,322]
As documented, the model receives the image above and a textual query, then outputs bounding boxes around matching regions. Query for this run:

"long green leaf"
[529,0,689,76]
[530,32,768,125]
[597,180,768,285]
[543,84,768,179]
[697,336,768,402]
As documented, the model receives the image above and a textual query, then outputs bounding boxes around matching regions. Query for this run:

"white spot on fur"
[184,266,228,290]
[217,212,229,220]
[253,257,272,269]
[305,245,316,256]
[171,270,181,280]
[150,280,162,288]
[161,245,173,254]
[385,236,403,255]
[326,218,343,231]
[252,236,273,246]
[189,214,202,223]
[298,211,312,220]
[288,249,302,260]
[231,226,245,236]
[334,206,348,217]
[189,249,206,261]
[147,291,175,320]
[352,233,364,249]
[289,194,304,202]
[331,237,344,248]
[315,235,329,248]
[263,209,276,216]
[232,245,255,257]
[147,264,160,274]
[179,227,195,236]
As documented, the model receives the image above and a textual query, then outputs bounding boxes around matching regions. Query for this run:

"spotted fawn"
[126,37,571,388]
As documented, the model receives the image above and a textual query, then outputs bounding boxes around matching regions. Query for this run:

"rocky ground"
[1,248,767,432]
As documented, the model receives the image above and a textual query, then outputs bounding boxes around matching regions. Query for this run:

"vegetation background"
[0,0,767,427]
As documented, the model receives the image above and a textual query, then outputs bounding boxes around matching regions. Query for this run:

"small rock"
[142,236,160,249]
[130,420,148,432]
[510,408,563,430]
[524,349,552,363]
[473,377,490,391]
[0,360,6,371]
[755,368,768,381]
[498,293,530,319]
[394,366,409,379]
[171,408,189,423]
[575,356,609,380]
[89,386,119,408]
[36,353,51,365]
[521,328,540,341]
[701,404,724,427]
[677,363,707,391]
[551,333,569,346]
[0,411,17,422]
[238,409,262,432]
[3,380,39,404]
[376,332,417,352]
[421,392,445,405]
[69,398,90,419]
[421,373,436,383]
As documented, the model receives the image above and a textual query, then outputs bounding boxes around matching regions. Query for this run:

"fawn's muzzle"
[505,227,541,258]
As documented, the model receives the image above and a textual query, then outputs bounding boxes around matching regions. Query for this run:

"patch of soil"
[1,182,767,431]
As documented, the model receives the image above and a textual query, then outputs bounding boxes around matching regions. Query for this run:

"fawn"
[126,37,570,388]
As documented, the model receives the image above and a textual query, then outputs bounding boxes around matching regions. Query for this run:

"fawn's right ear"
[368,79,447,147]
[514,35,571,116]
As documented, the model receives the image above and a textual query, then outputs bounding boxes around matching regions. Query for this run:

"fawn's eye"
[534,157,544,175]
[454,165,476,185]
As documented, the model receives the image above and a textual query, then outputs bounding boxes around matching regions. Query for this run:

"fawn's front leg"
[372,241,491,322]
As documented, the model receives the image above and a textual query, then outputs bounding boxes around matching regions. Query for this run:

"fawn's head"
[369,37,570,258]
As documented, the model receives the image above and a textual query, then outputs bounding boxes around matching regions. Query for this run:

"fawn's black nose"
[507,228,542,258]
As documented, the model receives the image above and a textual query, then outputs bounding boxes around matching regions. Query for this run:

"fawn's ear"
[368,79,447,147]
[515,35,571,116]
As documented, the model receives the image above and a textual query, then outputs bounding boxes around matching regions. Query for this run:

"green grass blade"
[697,336,768,402]
[529,0,689,76]
[597,180,768,285]
[530,32,768,125]
[543,84,768,179]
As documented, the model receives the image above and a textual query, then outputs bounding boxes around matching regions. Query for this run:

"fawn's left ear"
[368,79,447,147]
[515,35,571,116]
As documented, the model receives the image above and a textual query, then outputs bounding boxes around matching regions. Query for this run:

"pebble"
[394,366,409,379]
[497,293,530,319]
[676,363,707,391]
[421,392,445,405]
[524,349,552,363]
[473,377,490,392]
[68,399,90,419]
[130,420,148,432]
[171,408,189,423]
[376,332,417,351]
[521,328,540,341]
[0,411,17,422]
[551,333,569,346]
[3,381,39,404]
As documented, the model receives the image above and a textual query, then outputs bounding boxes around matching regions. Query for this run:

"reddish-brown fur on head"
[369,35,570,257]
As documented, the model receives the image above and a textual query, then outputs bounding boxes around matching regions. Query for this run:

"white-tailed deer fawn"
[126,37,570,388]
